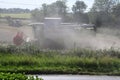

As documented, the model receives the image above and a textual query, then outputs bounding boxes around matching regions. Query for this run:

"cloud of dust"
[62,28,120,50]
[32,17,120,50]
[41,27,120,50]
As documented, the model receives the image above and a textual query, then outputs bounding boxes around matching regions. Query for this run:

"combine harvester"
[29,17,96,50]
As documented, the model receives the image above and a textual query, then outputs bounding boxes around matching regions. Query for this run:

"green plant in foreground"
[0,73,43,80]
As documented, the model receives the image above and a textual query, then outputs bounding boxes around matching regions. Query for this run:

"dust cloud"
[38,26,120,50]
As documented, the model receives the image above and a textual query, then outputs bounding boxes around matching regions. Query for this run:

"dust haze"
[33,22,120,50]
[61,28,120,50]
[0,19,120,50]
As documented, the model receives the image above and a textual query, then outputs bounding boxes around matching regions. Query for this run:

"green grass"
[0,13,31,19]
[0,45,120,75]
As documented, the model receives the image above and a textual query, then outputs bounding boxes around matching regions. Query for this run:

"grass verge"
[0,45,119,75]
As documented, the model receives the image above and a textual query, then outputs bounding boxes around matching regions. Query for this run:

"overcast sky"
[0,0,94,10]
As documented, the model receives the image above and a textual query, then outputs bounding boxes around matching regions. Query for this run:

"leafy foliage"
[72,1,87,13]
[72,0,87,23]
[0,73,43,80]
[92,0,118,13]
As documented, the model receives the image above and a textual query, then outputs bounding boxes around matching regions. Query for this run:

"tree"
[41,3,48,17]
[56,0,68,22]
[56,0,67,18]
[41,0,68,21]
[31,1,68,22]
[72,0,87,23]
[89,0,119,26]
[72,0,87,14]
[112,3,120,17]
[31,9,43,22]
[46,0,68,21]
[112,3,120,24]
[92,0,118,13]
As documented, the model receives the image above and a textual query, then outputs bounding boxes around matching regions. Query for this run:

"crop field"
[0,23,34,44]
[0,13,31,19]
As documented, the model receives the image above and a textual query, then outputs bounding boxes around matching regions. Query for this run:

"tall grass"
[0,45,120,75]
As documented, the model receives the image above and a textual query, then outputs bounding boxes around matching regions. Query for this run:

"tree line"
[31,0,120,28]
[0,8,31,13]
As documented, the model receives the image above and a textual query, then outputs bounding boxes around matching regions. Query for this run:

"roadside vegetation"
[0,45,120,75]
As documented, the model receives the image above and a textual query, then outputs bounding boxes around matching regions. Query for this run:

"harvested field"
[0,23,34,44]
